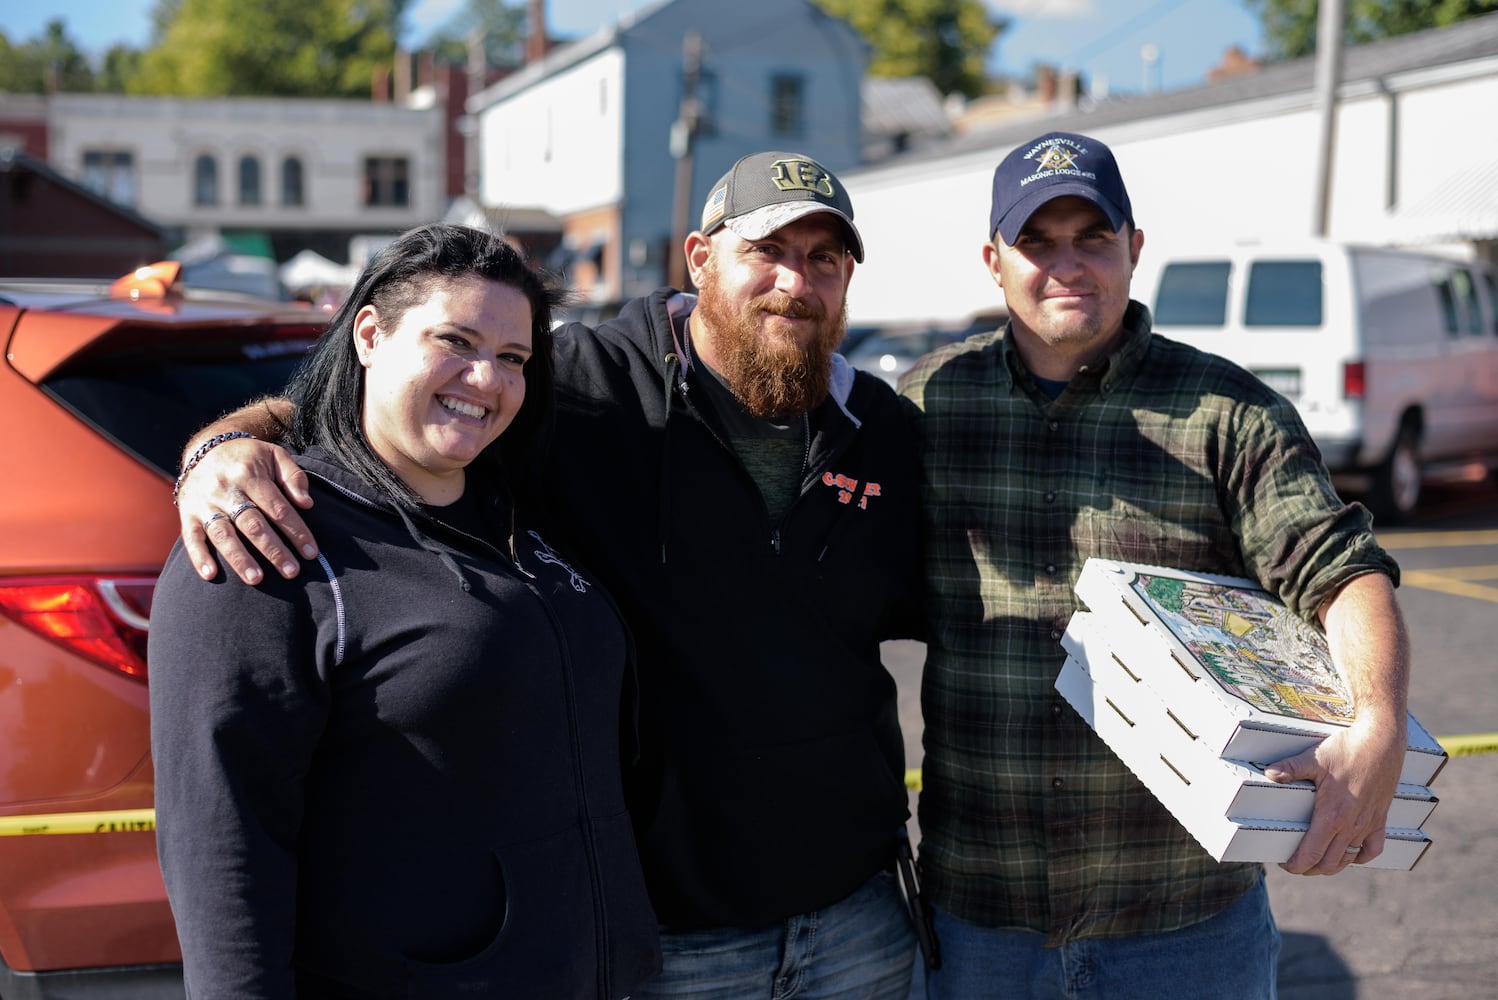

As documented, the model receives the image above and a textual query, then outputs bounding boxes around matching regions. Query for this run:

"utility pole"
[668,30,704,291]
[464,25,486,200]
[1311,0,1346,236]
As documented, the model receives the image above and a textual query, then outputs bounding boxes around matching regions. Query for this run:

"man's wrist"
[173,431,255,507]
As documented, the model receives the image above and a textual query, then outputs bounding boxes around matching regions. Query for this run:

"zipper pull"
[770,527,782,556]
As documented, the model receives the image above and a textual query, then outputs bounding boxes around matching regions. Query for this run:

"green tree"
[150,0,184,43]
[0,20,95,93]
[425,0,526,68]
[813,0,1006,99]
[0,33,22,93]
[129,0,408,97]
[97,44,144,93]
[1245,0,1498,60]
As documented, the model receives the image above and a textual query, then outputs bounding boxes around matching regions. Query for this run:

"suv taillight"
[0,576,155,681]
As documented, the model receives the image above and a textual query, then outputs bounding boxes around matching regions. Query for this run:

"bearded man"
[171,151,926,998]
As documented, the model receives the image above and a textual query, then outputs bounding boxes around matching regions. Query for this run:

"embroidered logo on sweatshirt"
[528,530,590,593]
[821,472,882,510]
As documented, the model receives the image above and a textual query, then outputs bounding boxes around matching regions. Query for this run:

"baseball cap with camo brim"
[700,151,865,262]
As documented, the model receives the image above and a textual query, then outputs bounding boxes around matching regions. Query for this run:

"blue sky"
[2,0,1263,95]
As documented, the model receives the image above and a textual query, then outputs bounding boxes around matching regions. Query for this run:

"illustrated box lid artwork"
[1073,558,1447,787]
[1054,651,1432,870]
[1062,612,1438,830]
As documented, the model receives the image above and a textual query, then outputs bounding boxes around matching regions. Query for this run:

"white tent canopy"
[279,248,355,291]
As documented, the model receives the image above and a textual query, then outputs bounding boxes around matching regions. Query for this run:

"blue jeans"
[631,871,916,999]
[922,876,1279,1000]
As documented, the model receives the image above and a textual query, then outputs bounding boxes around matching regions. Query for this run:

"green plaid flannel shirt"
[899,301,1398,943]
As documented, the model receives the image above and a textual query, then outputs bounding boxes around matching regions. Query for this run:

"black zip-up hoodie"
[545,289,924,929]
[149,448,660,998]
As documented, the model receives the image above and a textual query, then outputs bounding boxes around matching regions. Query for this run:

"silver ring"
[1344,844,1363,854]
[228,500,259,521]
[204,512,230,528]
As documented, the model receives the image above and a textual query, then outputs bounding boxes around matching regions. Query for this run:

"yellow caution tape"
[5,741,1497,835]
[0,808,155,837]
[1438,733,1498,757]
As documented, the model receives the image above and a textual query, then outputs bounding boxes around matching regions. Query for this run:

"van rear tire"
[1368,426,1421,524]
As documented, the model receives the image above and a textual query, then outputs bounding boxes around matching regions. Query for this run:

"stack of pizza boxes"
[1056,558,1445,870]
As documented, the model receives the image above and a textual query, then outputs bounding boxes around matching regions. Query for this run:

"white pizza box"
[1062,612,1438,829]
[1054,653,1432,870]
[1073,558,1447,787]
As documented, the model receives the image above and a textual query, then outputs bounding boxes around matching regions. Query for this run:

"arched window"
[193,154,218,206]
[281,156,304,206]
[238,155,261,206]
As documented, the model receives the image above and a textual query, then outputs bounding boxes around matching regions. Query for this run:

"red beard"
[694,262,848,420]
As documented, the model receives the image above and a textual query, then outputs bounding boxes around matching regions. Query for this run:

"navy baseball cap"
[700,151,865,262]
[989,131,1133,245]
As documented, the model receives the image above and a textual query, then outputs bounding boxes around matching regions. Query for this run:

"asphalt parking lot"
[886,477,1498,999]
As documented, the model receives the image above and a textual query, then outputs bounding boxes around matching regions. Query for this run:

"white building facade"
[844,15,1498,326]
[47,93,445,260]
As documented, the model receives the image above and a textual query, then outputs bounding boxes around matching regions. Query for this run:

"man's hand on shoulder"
[176,400,317,584]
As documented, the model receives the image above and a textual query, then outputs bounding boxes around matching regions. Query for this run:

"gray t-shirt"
[688,349,806,525]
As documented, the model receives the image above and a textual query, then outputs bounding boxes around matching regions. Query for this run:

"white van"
[1139,240,1498,521]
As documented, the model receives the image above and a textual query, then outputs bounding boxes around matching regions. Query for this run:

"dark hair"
[286,223,563,509]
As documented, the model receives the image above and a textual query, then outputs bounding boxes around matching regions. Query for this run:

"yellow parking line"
[1404,564,1498,582]
[1400,569,1498,603]
[1380,529,1498,550]
[0,809,154,837]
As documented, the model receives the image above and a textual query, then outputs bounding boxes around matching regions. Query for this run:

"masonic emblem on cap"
[1037,146,1078,173]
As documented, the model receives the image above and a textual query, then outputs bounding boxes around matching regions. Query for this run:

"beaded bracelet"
[172,431,256,507]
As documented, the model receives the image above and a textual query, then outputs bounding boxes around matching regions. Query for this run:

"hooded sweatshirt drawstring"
[658,351,683,564]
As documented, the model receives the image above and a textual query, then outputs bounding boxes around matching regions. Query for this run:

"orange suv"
[0,264,326,996]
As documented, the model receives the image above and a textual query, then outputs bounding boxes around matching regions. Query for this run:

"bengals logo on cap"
[769,158,836,198]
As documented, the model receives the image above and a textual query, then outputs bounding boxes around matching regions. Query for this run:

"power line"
[1060,0,1193,67]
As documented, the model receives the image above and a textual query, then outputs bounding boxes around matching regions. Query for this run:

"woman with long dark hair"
[149,224,660,998]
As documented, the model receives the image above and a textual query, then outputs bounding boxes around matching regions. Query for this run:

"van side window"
[1153,261,1231,326]
[1433,270,1463,336]
[1450,269,1483,335]
[1245,261,1322,326]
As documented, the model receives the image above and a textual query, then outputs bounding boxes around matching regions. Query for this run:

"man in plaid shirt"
[899,130,1411,998]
